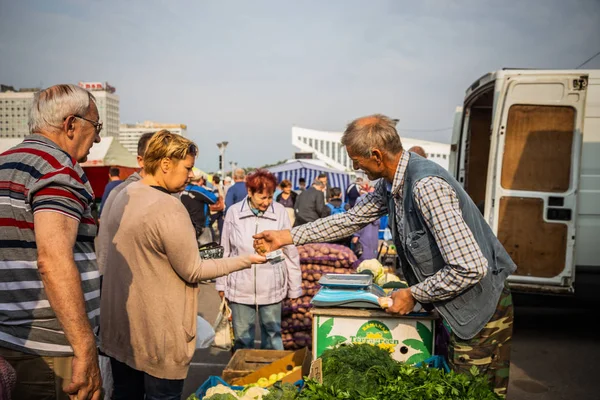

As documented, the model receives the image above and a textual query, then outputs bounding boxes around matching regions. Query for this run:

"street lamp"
[216,141,229,180]
[229,160,237,176]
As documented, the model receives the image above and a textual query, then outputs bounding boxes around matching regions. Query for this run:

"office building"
[78,82,120,138]
[119,121,187,155]
[0,85,36,138]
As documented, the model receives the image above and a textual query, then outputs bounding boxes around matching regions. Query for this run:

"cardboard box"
[222,349,293,384]
[312,307,437,364]
[231,347,311,387]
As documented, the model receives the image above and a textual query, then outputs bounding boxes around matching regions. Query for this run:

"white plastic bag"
[211,297,234,350]
[196,316,215,349]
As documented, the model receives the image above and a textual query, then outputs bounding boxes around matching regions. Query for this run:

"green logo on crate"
[350,320,399,353]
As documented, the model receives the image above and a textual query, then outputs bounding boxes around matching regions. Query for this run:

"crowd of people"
[0,84,515,399]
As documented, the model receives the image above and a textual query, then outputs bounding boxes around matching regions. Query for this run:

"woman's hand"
[249,254,267,264]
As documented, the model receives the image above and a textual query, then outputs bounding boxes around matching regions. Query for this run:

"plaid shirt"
[291,151,487,303]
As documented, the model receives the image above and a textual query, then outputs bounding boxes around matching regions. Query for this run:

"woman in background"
[275,179,297,226]
[216,170,302,350]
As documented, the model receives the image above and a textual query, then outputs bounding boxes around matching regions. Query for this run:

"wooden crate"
[221,349,293,384]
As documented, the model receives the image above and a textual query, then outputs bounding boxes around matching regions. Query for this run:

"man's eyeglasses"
[73,115,103,134]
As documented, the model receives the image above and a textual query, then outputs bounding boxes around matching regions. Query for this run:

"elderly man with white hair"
[0,84,103,400]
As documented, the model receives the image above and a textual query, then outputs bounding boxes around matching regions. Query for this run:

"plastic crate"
[194,376,303,399]
[195,376,244,398]
[415,355,451,373]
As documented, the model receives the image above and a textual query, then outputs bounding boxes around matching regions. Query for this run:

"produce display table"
[311,307,439,365]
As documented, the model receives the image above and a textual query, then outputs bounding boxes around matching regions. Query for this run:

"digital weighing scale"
[310,273,386,309]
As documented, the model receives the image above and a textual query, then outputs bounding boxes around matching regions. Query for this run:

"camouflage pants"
[448,284,514,398]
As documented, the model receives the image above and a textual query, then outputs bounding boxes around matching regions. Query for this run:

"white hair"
[29,84,96,133]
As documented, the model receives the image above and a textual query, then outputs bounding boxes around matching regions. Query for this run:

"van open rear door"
[448,106,463,175]
[489,73,588,294]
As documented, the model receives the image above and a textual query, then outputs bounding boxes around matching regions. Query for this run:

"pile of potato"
[282,243,357,350]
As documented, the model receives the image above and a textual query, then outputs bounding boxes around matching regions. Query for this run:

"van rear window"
[501,105,574,192]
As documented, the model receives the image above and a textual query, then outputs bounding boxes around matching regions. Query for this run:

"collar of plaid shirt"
[386,149,410,199]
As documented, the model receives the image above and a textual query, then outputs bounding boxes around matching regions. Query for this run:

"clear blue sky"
[1,0,599,171]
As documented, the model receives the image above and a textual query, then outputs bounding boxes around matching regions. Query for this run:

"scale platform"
[311,273,386,309]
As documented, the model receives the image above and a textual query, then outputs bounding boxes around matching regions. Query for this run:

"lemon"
[257,377,269,387]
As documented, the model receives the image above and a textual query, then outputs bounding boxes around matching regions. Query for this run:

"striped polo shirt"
[0,134,100,356]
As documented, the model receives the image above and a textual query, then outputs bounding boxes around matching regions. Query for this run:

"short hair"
[317,173,327,179]
[408,146,427,158]
[109,167,120,177]
[190,167,204,182]
[137,132,155,157]
[329,187,342,198]
[341,114,403,158]
[233,168,246,180]
[299,177,306,184]
[280,179,292,189]
[29,84,96,133]
[143,130,198,175]
[312,180,325,189]
[213,175,221,184]
[246,169,277,194]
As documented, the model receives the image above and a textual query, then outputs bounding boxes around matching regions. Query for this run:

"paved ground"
[507,291,600,400]
[182,283,600,399]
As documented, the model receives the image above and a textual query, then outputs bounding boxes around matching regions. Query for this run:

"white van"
[449,69,600,295]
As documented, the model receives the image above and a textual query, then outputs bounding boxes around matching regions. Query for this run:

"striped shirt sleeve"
[409,177,487,303]
[29,168,92,222]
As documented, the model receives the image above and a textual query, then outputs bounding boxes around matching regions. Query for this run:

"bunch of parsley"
[311,344,500,400]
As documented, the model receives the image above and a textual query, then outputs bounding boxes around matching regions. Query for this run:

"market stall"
[190,257,501,399]
[266,159,351,194]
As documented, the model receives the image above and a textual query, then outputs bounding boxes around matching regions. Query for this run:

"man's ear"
[64,116,76,139]
[371,149,384,165]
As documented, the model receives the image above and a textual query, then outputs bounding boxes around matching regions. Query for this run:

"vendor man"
[253,114,516,398]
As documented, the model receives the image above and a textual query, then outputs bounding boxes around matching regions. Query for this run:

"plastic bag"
[211,297,234,350]
[98,354,113,400]
[196,316,215,349]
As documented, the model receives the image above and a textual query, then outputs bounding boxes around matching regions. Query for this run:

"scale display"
[318,273,373,288]
[311,273,386,309]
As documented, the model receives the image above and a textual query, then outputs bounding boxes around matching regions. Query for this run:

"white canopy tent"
[80,137,137,168]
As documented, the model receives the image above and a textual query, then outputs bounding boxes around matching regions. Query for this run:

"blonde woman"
[99,130,266,400]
